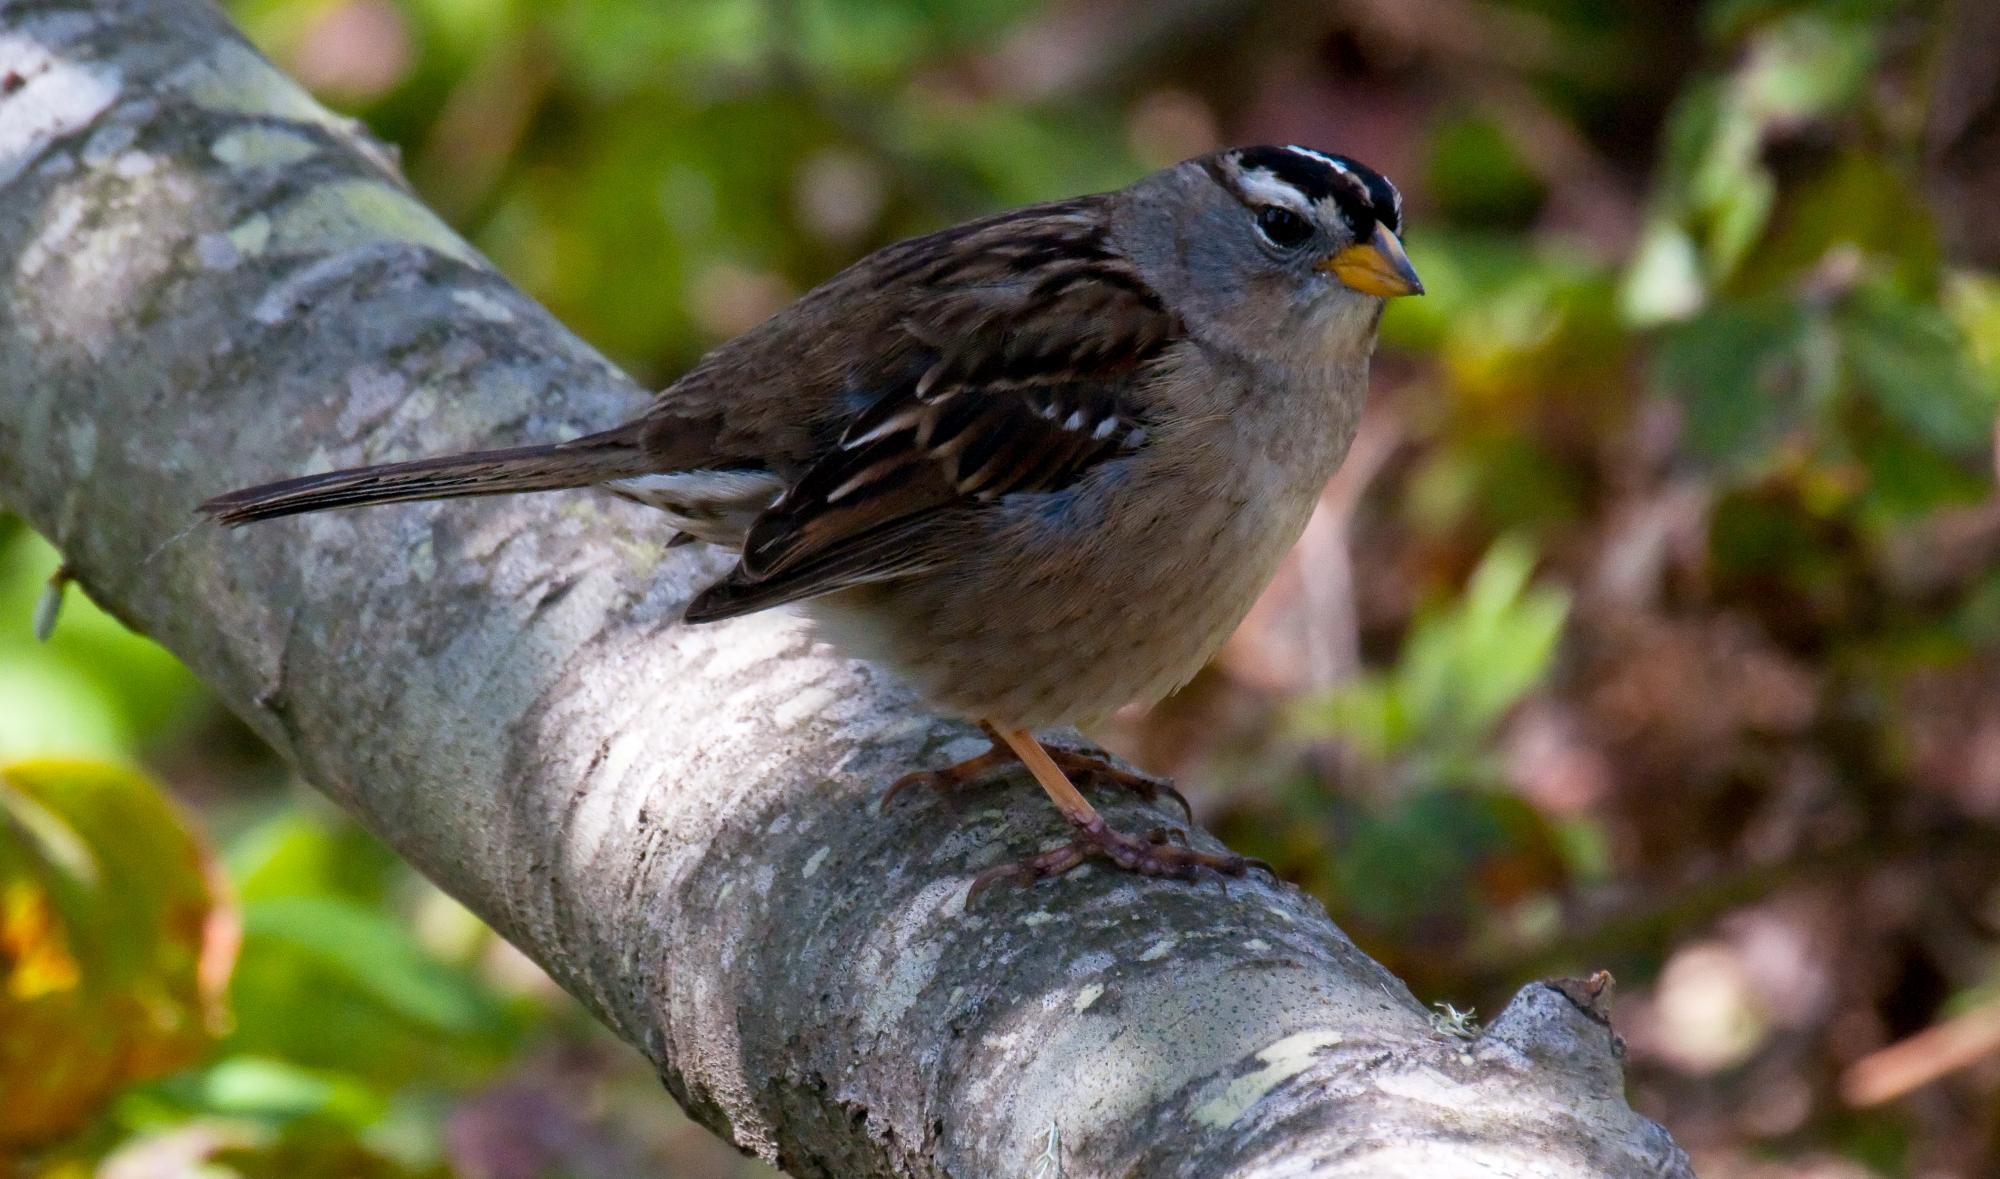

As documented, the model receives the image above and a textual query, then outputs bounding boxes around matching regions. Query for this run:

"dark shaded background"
[5,0,1999,1175]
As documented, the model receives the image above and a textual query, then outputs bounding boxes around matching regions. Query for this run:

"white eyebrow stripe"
[1235,167,1313,214]
[1287,145,1349,175]
[1283,146,1387,226]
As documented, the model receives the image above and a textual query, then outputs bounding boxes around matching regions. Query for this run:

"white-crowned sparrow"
[203,144,1422,886]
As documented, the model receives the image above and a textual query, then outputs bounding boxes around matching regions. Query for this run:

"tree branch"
[0,2,1691,1175]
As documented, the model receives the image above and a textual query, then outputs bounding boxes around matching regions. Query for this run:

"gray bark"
[0,3,1692,1176]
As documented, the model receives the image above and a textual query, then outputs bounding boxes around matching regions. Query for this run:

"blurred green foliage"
[0,526,201,764]
[1304,538,1569,783]
[4,0,2000,1174]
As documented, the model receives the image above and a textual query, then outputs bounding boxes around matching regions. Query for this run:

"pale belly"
[805,449,1332,731]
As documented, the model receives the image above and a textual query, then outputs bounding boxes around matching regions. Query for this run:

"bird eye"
[1254,205,1313,248]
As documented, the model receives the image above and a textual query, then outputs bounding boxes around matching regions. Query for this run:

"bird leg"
[967,727,1266,898]
[885,722,1191,818]
[1045,743,1193,820]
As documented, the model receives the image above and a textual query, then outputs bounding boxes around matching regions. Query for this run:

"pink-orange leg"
[885,722,1191,819]
[966,726,1267,897]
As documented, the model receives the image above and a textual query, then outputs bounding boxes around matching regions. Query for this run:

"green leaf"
[1424,114,1545,227]
[0,531,206,753]
[1332,790,1566,933]
[1738,11,1878,124]
[1654,299,1821,471]
[1622,219,1705,325]
[238,896,499,1036]
[1317,681,1406,766]
[1396,538,1570,751]
[226,812,403,908]
[1850,410,1991,516]
[0,658,128,762]
[1748,152,1939,294]
[197,1056,384,1125]
[1704,166,1774,280]
[1843,282,1998,457]
[1305,539,1567,774]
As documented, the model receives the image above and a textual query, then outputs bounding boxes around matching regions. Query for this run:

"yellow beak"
[1322,223,1424,298]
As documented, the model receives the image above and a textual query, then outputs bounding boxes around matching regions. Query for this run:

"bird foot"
[968,818,1270,900]
[1044,745,1193,820]
[882,745,1015,807]
[884,727,1191,819]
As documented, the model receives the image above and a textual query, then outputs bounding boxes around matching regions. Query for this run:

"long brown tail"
[199,426,656,526]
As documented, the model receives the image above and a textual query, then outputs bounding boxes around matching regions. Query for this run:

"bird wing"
[682,200,1180,623]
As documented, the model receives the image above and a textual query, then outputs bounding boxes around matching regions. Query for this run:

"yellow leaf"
[2,881,81,999]
[0,760,236,1150]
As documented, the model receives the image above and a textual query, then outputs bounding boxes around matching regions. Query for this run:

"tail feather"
[199,428,655,526]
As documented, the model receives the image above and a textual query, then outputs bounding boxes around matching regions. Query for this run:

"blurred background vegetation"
[5,0,2000,1174]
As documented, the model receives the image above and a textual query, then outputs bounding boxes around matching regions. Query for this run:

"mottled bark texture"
[0,3,1692,1176]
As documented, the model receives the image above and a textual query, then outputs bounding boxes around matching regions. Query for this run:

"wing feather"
[684,199,1181,622]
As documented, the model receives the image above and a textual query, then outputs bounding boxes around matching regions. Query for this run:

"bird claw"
[882,747,1013,808]
[1044,746,1194,821]
[966,819,1268,902]
[884,733,1193,821]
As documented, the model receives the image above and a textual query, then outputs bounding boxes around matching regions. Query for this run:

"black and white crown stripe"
[1282,145,1401,226]
[1290,145,1404,231]
[1219,145,1402,235]
[1231,163,1319,218]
